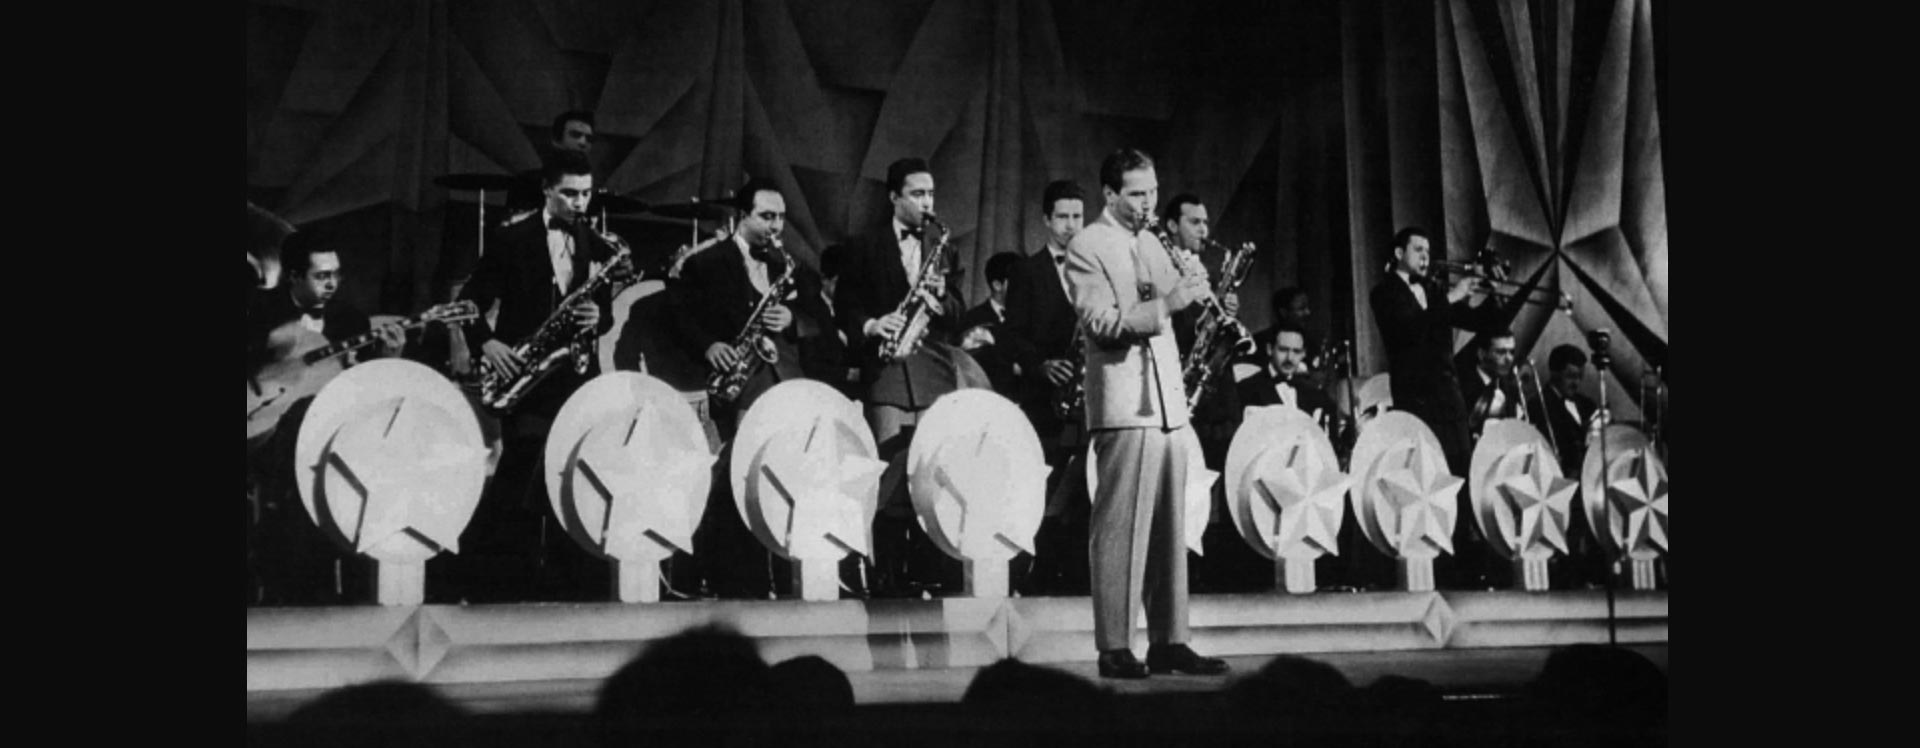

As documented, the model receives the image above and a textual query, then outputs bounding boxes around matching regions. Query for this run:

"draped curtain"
[246,0,1666,415]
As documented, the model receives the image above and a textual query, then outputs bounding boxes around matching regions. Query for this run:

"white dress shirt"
[545,212,575,292]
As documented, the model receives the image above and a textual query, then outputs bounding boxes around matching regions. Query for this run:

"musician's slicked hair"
[1478,329,1517,351]
[1099,148,1155,192]
[985,252,1021,284]
[279,230,331,278]
[1041,180,1085,215]
[820,244,852,281]
[1270,320,1307,340]
[734,177,783,213]
[540,150,593,188]
[1391,227,1429,253]
[886,158,932,195]
[550,110,594,141]
[1548,343,1588,372]
[1162,193,1204,223]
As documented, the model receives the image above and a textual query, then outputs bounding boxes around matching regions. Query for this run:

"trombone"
[1430,256,1573,311]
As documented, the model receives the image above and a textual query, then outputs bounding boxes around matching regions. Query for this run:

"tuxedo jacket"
[1368,272,1500,425]
[1001,247,1078,427]
[1065,210,1188,432]
[835,221,976,408]
[1235,369,1337,418]
[457,216,617,417]
[958,301,1018,397]
[667,238,825,391]
[1542,387,1597,467]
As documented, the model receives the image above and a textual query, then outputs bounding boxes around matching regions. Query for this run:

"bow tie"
[899,226,925,242]
[1052,253,1066,266]
[547,220,574,233]
[748,243,772,262]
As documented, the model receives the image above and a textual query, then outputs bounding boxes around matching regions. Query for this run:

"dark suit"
[1235,370,1337,417]
[1456,362,1528,439]
[668,237,827,421]
[449,214,617,602]
[958,301,1018,397]
[1369,270,1502,589]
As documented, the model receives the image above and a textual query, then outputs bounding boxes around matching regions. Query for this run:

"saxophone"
[877,213,954,363]
[1145,216,1256,413]
[1050,323,1087,421]
[477,222,634,413]
[707,236,796,405]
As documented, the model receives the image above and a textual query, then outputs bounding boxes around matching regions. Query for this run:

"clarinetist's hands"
[1221,292,1240,317]
[1166,274,1214,312]
[1043,359,1076,387]
[867,312,908,340]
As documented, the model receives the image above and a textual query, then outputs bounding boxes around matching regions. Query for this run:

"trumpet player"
[1069,148,1227,679]
[451,150,619,603]
[838,157,989,598]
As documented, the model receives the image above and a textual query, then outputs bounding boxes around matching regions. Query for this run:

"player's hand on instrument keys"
[571,301,601,329]
[760,304,793,333]
[1221,292,1240,317]
[482,340,523,378]
[1043,359,1076,387]
[914,287,945,316]
[959,325,995,350]
[870,312,908,339]
[1166,275,1214,312]
[706,342,741,370]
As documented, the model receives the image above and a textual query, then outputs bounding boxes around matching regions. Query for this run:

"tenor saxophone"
[1050,323,1087,421]
[877,213,953,363]
[707,237,797,405]
[476,223,633,413]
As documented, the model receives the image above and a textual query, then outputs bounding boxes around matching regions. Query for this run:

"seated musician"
[837,157,989,597]
[1457,328,1525,439]
[667,178,834,598]
[957,252,1023,398]
[246,230,405,605]
[1235,322,1337,421]
[798,243,861,400]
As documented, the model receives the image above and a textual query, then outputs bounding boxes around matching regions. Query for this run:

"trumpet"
[1429,257,1572,311]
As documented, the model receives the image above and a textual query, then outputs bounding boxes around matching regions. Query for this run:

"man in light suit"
[1066,148,1229,679]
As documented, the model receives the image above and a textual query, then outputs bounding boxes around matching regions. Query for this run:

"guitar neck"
[298,315,431,365]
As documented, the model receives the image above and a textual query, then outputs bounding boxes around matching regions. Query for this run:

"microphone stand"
[1587,333,1617,648]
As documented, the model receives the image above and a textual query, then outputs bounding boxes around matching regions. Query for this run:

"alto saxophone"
[477,222,634,413]
[707,237,797,405]
[1144,215,1256,413]
[877,213,953,363]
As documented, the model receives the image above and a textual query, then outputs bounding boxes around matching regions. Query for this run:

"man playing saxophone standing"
[1067,148,1228,678]
[448,150,617,602]
[837,157,989,597]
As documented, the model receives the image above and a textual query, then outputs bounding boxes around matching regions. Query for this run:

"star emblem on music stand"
[574,406,706,559]
[931,438,1035,556]
[1375,442,1464,557]
[766,416,887,560]
[325,397,486,554]
[1607,449,1670,554]
[1494,444,1578,556]
[1252,439,1353,558]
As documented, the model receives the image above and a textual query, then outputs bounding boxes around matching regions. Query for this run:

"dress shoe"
[1097,649,1149,679]
[1146,643,1230,675]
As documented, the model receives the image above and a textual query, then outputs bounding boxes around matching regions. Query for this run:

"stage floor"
[247,590,1668,721]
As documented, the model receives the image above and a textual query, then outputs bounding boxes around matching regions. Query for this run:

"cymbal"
[648,200,738,221]
[589,192,650,214]
[434,173,527,191]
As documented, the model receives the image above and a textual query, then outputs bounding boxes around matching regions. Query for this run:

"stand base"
[614,561,661,603]
[1396,557,1435,592]
[1626,557,1659,591]
[792,558,842,601]
[1276,556,1318,594]
[374,562,424,606]
[1513,557,1551,592]
[963,559,1008,598]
